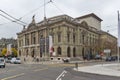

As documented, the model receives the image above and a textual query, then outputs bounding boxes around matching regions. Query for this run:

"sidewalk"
[74,63,120,77]
[23,61,63,64]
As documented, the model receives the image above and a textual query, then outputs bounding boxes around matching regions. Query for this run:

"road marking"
[0,70,16,74]
[56,70,67,80]
[1,73,24,80]
[33,68,48,72]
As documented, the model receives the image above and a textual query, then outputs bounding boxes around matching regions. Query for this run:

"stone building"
[17,13,117,61]
[99,31,117,56]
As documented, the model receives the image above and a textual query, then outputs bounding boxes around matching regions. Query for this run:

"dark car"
[62,58,70,63]
[106,56,117,61]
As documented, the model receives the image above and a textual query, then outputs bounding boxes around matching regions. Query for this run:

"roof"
[98,30,117,39]
[76,13,103,21]
[37,14,75,24]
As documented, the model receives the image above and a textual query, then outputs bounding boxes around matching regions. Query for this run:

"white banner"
[49,35,53,53]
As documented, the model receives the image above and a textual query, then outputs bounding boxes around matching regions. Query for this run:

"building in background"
[99,31,117,57]
[0,38,17,55]
[17,13,117,61]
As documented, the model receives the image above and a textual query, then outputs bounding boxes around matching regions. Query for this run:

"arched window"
[73,34,75,43]
[19,50,21,56]
[67,47,71,57]
[57,47,62,55]
[73,47,76,57]
[82,35,85,44]
[67,33,70,42]
[26,49,28,57]
[82,48,84,58]
[58,33,61,42]
[31,49,35,57]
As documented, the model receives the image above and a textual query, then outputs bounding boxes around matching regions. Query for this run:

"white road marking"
[1,73,24,80]
[56,70,67,80]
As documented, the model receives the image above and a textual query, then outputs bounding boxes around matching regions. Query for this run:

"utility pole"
[117,11,120,63]
[43,0,52,61]
[44,0,47,61]
[44,0,46,20]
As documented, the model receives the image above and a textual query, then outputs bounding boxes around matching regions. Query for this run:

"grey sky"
[0,0,119,39]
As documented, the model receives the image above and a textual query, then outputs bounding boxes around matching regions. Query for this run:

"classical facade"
[17,13,117,60]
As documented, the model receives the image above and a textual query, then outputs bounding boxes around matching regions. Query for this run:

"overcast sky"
[0,0,119,39]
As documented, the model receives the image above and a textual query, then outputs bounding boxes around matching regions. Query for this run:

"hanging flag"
[49,35,53,56]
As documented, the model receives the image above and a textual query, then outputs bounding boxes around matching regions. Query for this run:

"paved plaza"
[75,63,120,77]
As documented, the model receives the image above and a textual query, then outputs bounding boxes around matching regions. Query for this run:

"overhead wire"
[50,0,64,14]
[0,1,51,26]
[0,9,27,25]
[19,0,52,20]
[0,0,63,26]
[0,14,25,26]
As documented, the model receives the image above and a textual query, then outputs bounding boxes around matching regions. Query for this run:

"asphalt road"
[0,62,119,80]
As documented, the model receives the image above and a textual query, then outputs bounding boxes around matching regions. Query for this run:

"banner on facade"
[49,35,53,56]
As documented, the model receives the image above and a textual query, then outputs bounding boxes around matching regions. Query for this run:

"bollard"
[75,62,78,70]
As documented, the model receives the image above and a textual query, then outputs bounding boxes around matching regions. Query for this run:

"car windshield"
[16,58,20,60]
[8,57,12,60]
[0,59,4,62]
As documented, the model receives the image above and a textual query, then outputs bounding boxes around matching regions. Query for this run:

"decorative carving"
[81,21,89,29]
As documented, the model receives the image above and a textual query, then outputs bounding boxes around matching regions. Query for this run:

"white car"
[10,58,21,64]
[15,58,21,64]
[0,57,6,68]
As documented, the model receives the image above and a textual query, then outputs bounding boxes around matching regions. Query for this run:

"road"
[0,62,119,80]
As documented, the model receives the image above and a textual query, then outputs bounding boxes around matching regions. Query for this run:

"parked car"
[62,58,70,63]
[5,57,12,63]
[15,58,21,64]
[10,57,21,64]
[94,54,102,60]
[106,56,116,61]
[0,57,5,68]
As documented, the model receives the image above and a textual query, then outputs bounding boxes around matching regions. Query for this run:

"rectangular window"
[67,34,70,42]
[58,33,61,42]
[52,35,54,43]
[73,34,75,43]
[82,35,84,44]
[31,32,36,44]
